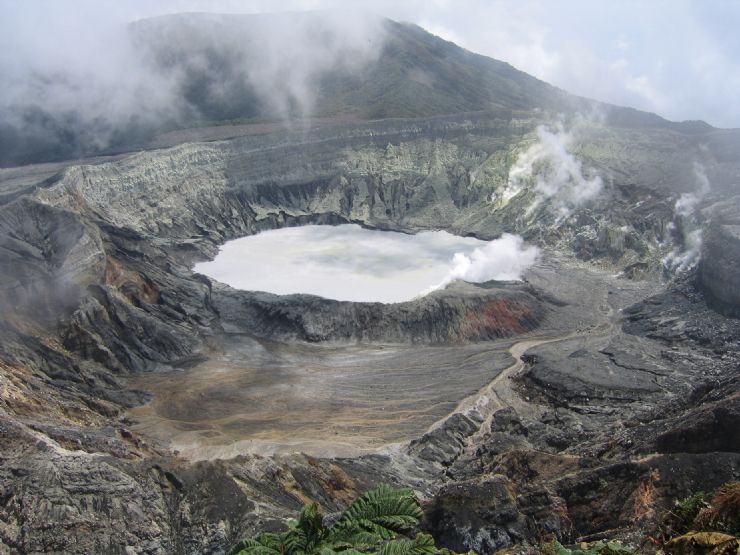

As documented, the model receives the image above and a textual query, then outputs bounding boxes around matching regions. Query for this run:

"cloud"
[1,0,737,166]
[422,233,539,295]
[495,122,603,219]
[132,11,384,117]
[0,4,385,164]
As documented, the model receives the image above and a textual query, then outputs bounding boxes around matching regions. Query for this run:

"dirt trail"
[423,259,641,450]
[423,333,576,442]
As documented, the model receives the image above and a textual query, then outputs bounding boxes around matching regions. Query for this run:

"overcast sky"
[2,0,738,128]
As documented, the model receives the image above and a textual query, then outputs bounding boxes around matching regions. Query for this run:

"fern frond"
[284,528,309,555]
[229,532,290,555]
[376,533,438,555]
[293,502,329,552]
[332,484,422,541]
[329,528,383,550]
[230,485,429,555]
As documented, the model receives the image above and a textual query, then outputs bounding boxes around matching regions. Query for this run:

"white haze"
[0,5,175,143]
[194,225,538,303]
[675,162,711,218]
[421,234,539,296]
[496,122,603,218]
[134,11,385,117]
[664,162,712,273]
[2,0,737,133]
[0,5,384,150]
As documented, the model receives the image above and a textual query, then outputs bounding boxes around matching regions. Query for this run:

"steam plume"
[663,162,711,273]
[496,122,603,218]
[422,233,539,295]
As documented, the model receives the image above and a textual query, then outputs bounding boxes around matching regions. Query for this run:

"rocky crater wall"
[700,201,740,315]
[1,113,731,376]
[1,114,740,554]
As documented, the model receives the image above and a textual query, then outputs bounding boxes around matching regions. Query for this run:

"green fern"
[333,484,423,541]
[230,484,445,555]
[376,533,438,555]
[229,532,291,555]
[291,503,330,553]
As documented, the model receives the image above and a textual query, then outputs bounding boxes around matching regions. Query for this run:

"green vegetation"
[230,482,740,555]
[229,484,461,555]
[542,540,634,555]
[547,481,740,555]
[694,481,740,536]
[660,491,709,538]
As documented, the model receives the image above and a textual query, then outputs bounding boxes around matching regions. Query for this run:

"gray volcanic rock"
[63,285,205,373]
[0,103,740,553]
[700,208,740,315]
[654,392,740,454]
[0,196,106,323]
[520,334,668,408]
[425,449,740,553]
[212,280,549,344]
[408,412,484,465]
[423,475,533,553]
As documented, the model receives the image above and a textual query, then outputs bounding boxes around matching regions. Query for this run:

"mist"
[0,6,385,165]
[422,233,540,296]
[496,121,603,219]
[663,162,712,273]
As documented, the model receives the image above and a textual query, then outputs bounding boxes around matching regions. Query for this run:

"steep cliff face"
[0,196,106,321]
[211,282,547,344]
[699,200,740,314]
[30,113,738,269]
[701,224,740,310]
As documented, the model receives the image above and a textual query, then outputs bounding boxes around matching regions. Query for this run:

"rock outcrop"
[700,201,740,315]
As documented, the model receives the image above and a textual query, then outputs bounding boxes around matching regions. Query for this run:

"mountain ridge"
[0,12,721,168]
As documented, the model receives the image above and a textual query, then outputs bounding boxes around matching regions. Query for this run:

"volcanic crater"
[1,16,740,553]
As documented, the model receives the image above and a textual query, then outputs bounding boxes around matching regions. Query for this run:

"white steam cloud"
[133,12,385,117]
[422,233,539,295]
[0,8,385,163]
[674,162,711,218]
[495,123,603,219]
[663,162,711,273]
[664,229,703,274]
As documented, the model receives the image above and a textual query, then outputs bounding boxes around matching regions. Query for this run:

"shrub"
[662,491,709,537]
[692,482,740,536]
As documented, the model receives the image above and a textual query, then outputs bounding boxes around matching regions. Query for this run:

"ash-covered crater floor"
[127,224,530,458]
[126,224,541,459]
[125,251,656,460]
[128,336,514,459]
